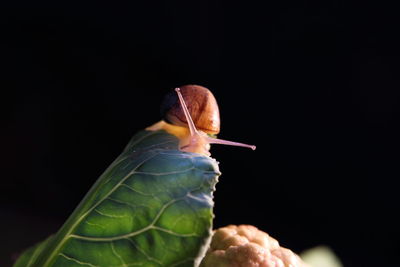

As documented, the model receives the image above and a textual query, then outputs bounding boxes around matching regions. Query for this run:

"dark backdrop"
[1,1,399,267]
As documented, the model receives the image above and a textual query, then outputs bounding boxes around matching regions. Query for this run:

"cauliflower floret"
[200,225,308,267]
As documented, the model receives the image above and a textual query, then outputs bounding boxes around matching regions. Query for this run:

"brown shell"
[164,85,220,135]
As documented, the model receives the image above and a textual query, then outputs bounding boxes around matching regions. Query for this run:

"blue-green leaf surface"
[14,130,221,267]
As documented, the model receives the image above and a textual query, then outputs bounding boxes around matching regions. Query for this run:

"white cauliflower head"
[200,225,308,267]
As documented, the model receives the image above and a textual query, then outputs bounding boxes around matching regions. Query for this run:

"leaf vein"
[136,140,176,151]
[134,168,195,176]
[85,220,106,229]
[70,197,185,241]
[128,131,161,148]
[120,183,153,196]
[126,238,162,266]
[152,226,199,237]
[111,242,127,267]
[94,208,127,219]
[59,253,99,267]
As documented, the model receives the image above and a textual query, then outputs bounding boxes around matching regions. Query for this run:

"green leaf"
[15,130,221,267]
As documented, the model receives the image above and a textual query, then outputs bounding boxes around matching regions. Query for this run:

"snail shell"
[160,85,220,135]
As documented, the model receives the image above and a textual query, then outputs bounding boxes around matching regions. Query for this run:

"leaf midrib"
[36,131,163,267]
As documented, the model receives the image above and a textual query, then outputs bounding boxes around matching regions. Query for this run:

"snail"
[148,84,256,156]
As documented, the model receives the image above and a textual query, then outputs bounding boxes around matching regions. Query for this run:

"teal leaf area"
[14,130,221,267]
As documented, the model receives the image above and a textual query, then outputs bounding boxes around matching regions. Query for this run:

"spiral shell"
[160,85,220,134]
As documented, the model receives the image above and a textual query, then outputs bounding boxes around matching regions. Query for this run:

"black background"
[1,1,399,267]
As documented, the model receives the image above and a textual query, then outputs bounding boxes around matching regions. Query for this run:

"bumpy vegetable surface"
[14,130,221,267]
[200,225,308,267]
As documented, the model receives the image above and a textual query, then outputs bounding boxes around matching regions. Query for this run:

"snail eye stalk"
[175,88,199,136]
